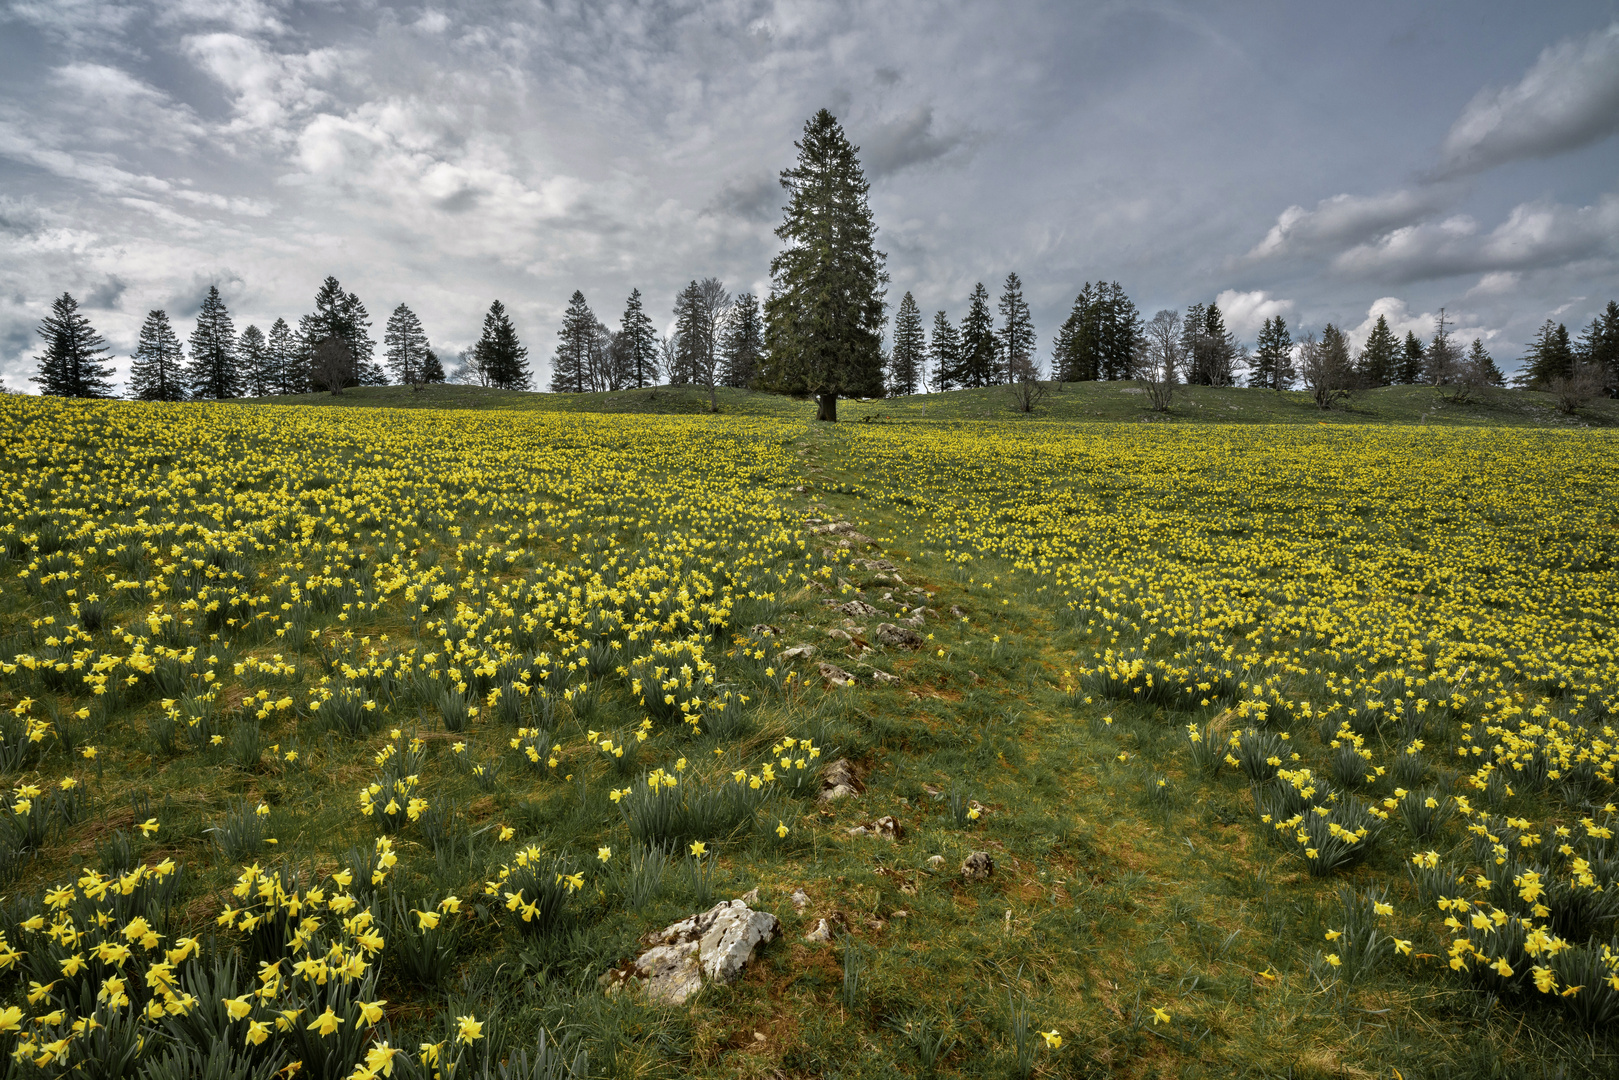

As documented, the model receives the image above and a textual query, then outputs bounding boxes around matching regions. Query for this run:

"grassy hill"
[244,379,1619,427]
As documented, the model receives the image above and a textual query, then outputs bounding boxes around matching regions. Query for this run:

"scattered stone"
[750,624,782,637]
[874,623,924,649]
[739,887,760,906]
[608,899,781,1005]
[927,855,946,870]
[871,669,900,685]
[961,851,995,883]
[950,605,966,620]
[847,815,904,841]
[818,758,863,802]
[902,607,934,628]
[790,888,810,913]
[839,599,883,619]
[803,918,834,943]
[753,1032,767,1043]
[777,644,817,663]
[818,662,854,687]
[890,909,910,918]
[826,628,854,643]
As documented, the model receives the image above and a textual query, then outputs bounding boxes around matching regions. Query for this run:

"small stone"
[874,623,924,649]
[826,628,853,643]
[839,600,883,619]
[818,758,863,802]
[927,855,946,870]
[961,851,995,883]
[750,624,782,637]
[777,643,817,662]
[818,662,854,687]
[613,900,780,1005]
[739,887,760,906]
[950,605,966,619]
[791,888,810,913]
[753,1032,767,1043]
[803,918,834,943]
[871,669,900,685]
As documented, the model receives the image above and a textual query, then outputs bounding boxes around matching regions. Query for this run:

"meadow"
[1,391,1617,1079]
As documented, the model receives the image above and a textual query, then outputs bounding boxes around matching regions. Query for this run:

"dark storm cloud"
[1,0,1617,389]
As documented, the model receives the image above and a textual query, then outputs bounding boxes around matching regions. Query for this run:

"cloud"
[706,173,779,223]
[1331,194,1619,282]
[1437,21,1619,177]
[858,106,972,178]
[1345,297,1493,352]
[182,32,340,136]
[1245,189,1445,261]
[1466,271,1519,297]
[1214,289,1293,341]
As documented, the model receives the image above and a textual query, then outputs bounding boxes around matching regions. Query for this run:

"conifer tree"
[1575,300,1619,392]
[187,285,242,400]
[720,293,764,389]
[1396,332,1425,385]
[958,283,999,388]
[1467,339,1505,386]
[1053,284,1099,382]
[671,281,703,388]
[128,309,187,401]
[888,292,925,395]
[1249,316,1294,390]
[1356,314,1398,387]
[1202,302,1237,385]
[298,278,379,388]
[760,109,887,421]
[1424,308,1461,385]
[551,292,595,393]
[1096,282,1141,380]
[618,289,660,388]
[998,273,1036,382]
[238,325,271,397]
[477,300,530,391]
[267,318,299,395]
[32,292,116,398]
[929,311,961,392]
[384,303,431,386]
[421,348,446,384]
[1517,320,1574,387]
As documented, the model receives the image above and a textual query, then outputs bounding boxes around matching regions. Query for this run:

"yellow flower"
[137,818,160,837]
[223,995,253,1021]
[689,841,707,857]
[1040,1029,1062,1048]
[776,821,790,838]
[246,1019,270,1046]
[1324,954,1341,967]
[598,846,612,862]
[456,1014,484,1044]
[356,999,386,1025]
[308,1007,343,1036]
[1150,1006,1170,1025]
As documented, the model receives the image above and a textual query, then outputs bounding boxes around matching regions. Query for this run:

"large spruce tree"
[1575,300,1619,392]
[720,293,764,389]
[888,292,925,395]
[1249,315,1294,391]
[299,277,379,389]
[384,303,431,386]
[1517,321,1574,387]
[238,325,271,397]
[32,292,116,398]
[761,109,887,421]
[552,292,596,393]
[1053,284,1099,382]
[929,311,961,392]
[957,283,999,388]
[998,273,1036,382]
[1356,314,1398,387]
[1396,332,1425,385]
[1467,339,1505,386]
[128,309,187,401]
[267,318,300,395]
[618,289,660,388]
[478,300,531,391]
[187,285,242,399]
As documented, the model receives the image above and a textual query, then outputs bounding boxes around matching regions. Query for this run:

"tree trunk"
[815,392,837,422]
[709,380,717,413]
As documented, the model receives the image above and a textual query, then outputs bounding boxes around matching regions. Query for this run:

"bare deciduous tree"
[1141,309,1181,412]
[311,337,355,395]
[1550,362,1605,414]
[1007,376,1048,413]
[1299,327,1354,410]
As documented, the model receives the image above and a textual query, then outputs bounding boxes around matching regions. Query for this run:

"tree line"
[15,108,1619,414]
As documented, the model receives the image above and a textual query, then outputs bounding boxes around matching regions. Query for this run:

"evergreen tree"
[1574,300,1619,393]
[1467,339,1504,386]
[1053,284,1099,382]
[1356,314,1398,387]
[760,109,887,421]
[298,278,377,389]
[1096,282,1141,380]
[1249,316,1294,390]
[888,292,925,395]
[267,318,300,395]
[384,303,431,386]
[551,291,595,393]
[1180,302,1209,383]
[957,283,999,388]
[720,293,765,389]
[618,288,660,388]
[1424,307,1461,385]
[929,310,961,392]
[1517,320,1574,387]
[1396,332,1425,385]
[31,292,116,398]
[477,300,530,391]
[998,272,1036,382]
[128,309,187,401]
[187,285,241,400]
[1202,303,1237,385]
[238,325,271,397]
[421,348,446,384]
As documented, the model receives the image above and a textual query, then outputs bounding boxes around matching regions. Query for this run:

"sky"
[3,0,1618,390]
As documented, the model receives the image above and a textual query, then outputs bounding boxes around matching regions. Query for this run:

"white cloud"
[1437,21,1619,177]
[1245,189,1445,260]
[182,32,339,136]
[1344,296,1493,353]
[1466,271,1519,297]
[1214,288,1293,340]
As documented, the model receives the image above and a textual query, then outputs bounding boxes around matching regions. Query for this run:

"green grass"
[244,378,1619,427]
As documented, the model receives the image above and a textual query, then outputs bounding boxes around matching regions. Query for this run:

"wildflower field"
[1,393,1617,1079]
